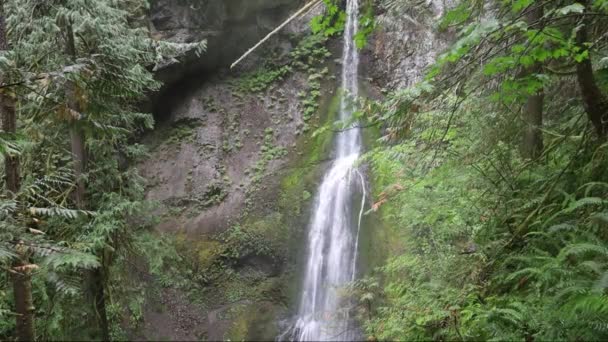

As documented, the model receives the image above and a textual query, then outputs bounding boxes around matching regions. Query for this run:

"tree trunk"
[0,3,35,340]
[522,70,544,159]
[521,4,544,159]
[0,3,18,193]
[12,255,36,342]
[1,93,19,192]
[575,0,608,137]
[65,21,87,208]
[69,121,86,207]
[64,22,110,341]
[89,266,110,341]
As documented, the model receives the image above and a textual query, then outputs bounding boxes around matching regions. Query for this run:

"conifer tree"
[1,0,204,339]
[0,1,35,339]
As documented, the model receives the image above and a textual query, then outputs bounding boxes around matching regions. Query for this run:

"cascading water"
[286,1,365,340]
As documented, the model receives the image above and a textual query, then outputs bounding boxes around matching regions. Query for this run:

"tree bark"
[12,254,36,342]
[69,113,86,208]
[0,3,18,193]
[89,265,110,341]
[522,68,544,159]
[64,20,87,208]
[575,0,608,137]
[521,4,544,159]
[1,93,19,192]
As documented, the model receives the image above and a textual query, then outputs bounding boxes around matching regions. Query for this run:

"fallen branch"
[230,0,324,69]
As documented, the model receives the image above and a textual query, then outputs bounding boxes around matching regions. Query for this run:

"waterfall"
[288,1,364,340]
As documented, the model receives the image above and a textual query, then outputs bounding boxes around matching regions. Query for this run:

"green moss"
[225,302,281,341]
[358,105,393,270]
[223,304,250,341]
[249,212,285,253]
[275,90,342,237]
[357,206,400,276]
[279,167,310,217]
[279,91,341,218]
[196,240,222,269]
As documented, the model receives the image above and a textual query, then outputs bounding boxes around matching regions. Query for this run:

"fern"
[43,251,100,271]
[46,272,82,297]
[595,271,608,291]
[485,306,525,328]
[580,260,605,275]
[28,207,95,219]
[565,197,607,213]
[558,242,608,260]
[0,244,17,262]
[0,200,17,218]
[590,211,608,224]
[578,182,608,197]
[548,222,577,233]
[567,294,608,315]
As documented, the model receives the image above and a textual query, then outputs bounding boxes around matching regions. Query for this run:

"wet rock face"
[149,0,303,85]
[368,0,455,89]
[140,71,311,236]
[138,3,331,338]
[142,0,324,237]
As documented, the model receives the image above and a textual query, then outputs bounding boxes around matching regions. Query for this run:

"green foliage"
[0,0,206,339]
[360,90,608,340]
[311,0,374,48]
[43,251,100,271]
[311,0,346,37]
[236,65,293,93]
[354,3,376,49]
[356,0,608,340]
[217,224,275,260]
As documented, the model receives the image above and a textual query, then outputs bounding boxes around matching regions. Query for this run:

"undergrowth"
[352,93,608,341]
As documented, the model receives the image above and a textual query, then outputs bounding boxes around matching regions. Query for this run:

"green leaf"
[512,0,535,12]
[557,3,585,15]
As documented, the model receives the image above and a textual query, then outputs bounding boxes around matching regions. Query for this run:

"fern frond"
[46,272,82,296]
[566,197,607,213]
[588,319,608,333]
[595,271,608,291]
[29,207,95,219]
[486,307,524,327]
[548,222,577,233]
[0,244,17,262]
[577,182,608,197]
[518,195,545,212]
[28,243,65,258]
[504,267,542,284]
[558,243,608,261]
[0,199,17,219]
[568,294,608,315]
[555,284,591,303]
[42,251,100,271]
[590,212,608,225]
[580,260,606,275]
[524,231,551,239]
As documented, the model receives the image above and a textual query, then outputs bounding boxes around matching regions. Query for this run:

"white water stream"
[286,1,364,340]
